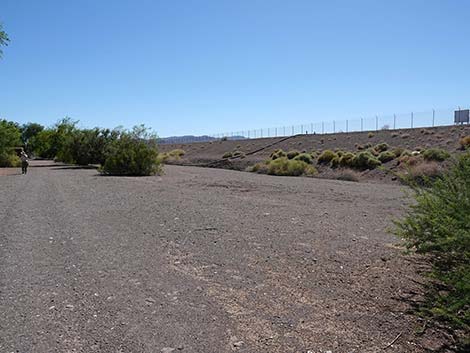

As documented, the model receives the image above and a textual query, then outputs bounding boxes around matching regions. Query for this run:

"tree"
[0,23,10,58]
[21,122,44,153]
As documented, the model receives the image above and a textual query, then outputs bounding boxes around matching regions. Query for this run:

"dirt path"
[0,162,446,352]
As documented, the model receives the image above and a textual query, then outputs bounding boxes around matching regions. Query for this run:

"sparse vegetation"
[222,151,233,159]
[394,154,470,349]
[368,132,374,138]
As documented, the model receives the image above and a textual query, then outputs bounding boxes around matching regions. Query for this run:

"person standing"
[20,151,29,175]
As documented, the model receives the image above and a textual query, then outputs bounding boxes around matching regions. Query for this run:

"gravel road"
[0,162,444,352]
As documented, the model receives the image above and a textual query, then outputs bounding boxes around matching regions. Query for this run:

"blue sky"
[1,0,469,137]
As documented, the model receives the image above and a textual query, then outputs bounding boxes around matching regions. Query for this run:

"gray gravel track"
[0,162,437,352]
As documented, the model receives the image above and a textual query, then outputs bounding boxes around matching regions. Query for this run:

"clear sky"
[1,0,469,137]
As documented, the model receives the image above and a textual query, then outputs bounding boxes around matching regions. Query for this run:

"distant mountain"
[158,135,246,144]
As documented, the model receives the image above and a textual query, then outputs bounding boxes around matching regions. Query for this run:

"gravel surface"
[0,162,448,352]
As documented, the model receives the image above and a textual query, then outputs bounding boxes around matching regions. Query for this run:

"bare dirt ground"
[160,125,470,183]
[0,161,450,352]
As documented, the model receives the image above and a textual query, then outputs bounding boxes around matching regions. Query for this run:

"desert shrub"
[368,132,374,138]
[401,133,410,139]
[391,132,400,138]
[317,150,338,165]
[266,157,316,176]
[100,126,161,176]
[221,136,228,141]
[330,156,340,168]
[286,150,300,159]
[352,151,382,170]
[398,155,421,167]
[338,152,355,168]
[169,149,185,158]
[0,120,22,157]
[401,162,443,186]
[378,150,395,163]
[356,144,365,150]
[335,169,360,182]
[422,148,450,162]
[252,157,316,176]
[293,153,313,164]
[222,151,233,159]
[65,128,119,165]
[270,149,287,160]
[391,147,405,158]
[394,154,470,348]
[374,142,389,152]
[459,136,470,150]
[0,150,21,167]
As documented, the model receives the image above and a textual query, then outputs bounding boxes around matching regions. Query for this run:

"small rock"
[161,348,175,353]
[65,304,74,309]
[145,297,156,304]
[233,341,244,348]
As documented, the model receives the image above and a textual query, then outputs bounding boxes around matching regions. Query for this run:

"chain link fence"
[160,107,469,144]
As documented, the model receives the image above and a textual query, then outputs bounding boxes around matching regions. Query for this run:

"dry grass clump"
[368,132,375,138]
[352,151,382,170]
[459,136,470,149]
[222,151,233,158]
[403,161,443,185]
[401,133,410,139]
[158,149,186,163]
[335,169,361,182]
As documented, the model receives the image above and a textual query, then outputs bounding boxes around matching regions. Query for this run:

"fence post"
[283,126,286,136]
[333,120,335,133]
[432,109,435,127]
[261,129,263,138]
[346,119,348,133]
[376,115,378,131]
[393,114,396,129]
[301,124,303,134]
[292,125,294,135]
[411,112,414,128]
[311,123,313,134]
[322,122,324,134]
[275,127,277,137]
[361,118,363,132]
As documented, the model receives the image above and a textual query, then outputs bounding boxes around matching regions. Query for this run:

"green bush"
[352,151,381,170]
[293,153,313,164]
[100,126,161,176]
[394,154,470,347]
[252,157,316,176]
[270,149,286,160]
[374,142,389,152]
[267,157,316,176]
[0,120,21,156]
[338,152,355,167]
[286,150,300,159]
[378,150,395,163]
[317,150,338,165]
[0,150,21,167]
[222,151,233,159]
[422,148,450,162]
[368,132,374,138]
